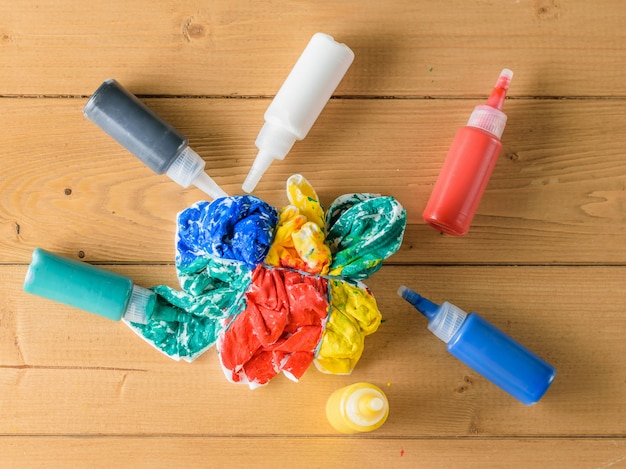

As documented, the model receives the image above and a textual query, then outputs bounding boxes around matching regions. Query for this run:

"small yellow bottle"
[326,382,389,434]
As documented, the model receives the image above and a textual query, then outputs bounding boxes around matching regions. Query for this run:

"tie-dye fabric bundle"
[126,174,406,388]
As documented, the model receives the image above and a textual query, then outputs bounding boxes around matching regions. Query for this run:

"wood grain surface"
[1,0,625,467]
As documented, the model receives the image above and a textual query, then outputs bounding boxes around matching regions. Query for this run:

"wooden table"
[2,1,625,467]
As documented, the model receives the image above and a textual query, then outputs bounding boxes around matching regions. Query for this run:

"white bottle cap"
[165,147,228,199]
[466,68,513,140]
[123,285,156,325]
[428,301,468,344]
[346,388,389,428]
[467,105,508,140]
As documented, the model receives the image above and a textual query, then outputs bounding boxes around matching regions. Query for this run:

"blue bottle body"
[448,313,556,405]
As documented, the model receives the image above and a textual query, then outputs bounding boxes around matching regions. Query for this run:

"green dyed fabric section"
[177,256,252,300]
[326,194,407,279]
[125,256,252,362]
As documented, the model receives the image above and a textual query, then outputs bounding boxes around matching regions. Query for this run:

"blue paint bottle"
[398,286,556,405]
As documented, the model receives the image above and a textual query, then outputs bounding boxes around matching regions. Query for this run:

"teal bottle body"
[24,248,133,321]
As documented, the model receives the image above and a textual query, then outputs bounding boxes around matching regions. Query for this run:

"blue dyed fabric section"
[176,196,279,269]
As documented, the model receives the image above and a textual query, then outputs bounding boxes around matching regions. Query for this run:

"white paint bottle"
[242,33,354,192]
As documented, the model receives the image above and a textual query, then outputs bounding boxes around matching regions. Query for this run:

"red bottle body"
[422,126,502,236]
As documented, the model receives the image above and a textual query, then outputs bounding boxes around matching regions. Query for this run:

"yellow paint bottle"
[326,382,389,434]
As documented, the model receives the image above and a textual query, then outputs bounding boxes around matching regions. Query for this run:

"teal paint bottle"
[23,248,154,324]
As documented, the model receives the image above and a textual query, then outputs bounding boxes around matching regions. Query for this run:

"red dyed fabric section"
[218,266,328,386]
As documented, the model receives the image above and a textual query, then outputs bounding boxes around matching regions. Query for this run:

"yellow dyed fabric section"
[314,279,382,374]
[265,175,331,275]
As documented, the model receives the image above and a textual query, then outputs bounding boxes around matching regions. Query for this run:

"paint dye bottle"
[84,79,228,200]
[326,382,389,433]
[398,286,556,405]
[422,69,513,236]
[23,248,154,324]
[242,33,354,193]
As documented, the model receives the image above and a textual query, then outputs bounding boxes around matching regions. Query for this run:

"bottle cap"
[467,105,508,139]
[123,285,156,325]
[427,301,467,343]
[398,286,467,343]
[467,69,513,139]
[346,386,389,429]
[165,147,228,199]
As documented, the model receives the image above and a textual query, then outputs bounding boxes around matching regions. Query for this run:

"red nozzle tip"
[486,68,513,111]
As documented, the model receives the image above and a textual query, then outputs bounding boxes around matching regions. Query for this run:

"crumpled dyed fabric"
[125,174,406,388]
[326,194,407,279]
[265,175,330,275]
[176,196,278,270]
[314,279,381,375]
[127,256,252,362]
[218,265,328,387]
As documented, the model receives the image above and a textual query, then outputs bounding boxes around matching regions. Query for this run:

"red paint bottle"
[423,69,513,236]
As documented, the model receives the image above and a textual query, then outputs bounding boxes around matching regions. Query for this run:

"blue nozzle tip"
[398,286,440,320]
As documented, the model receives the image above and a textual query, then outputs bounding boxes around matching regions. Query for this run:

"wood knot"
[533,0,564,21]
[455,376,474,393]
[183,19,207,41]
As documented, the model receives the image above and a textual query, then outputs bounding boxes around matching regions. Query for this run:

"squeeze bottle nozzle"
[242,33,354,193]
[398,286,556,405]
[397,286,467,343]
[467,68,513,140]
[84,79,228,200]
[487,68,513,111]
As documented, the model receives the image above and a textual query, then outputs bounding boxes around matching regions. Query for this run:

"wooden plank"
[1,98,625,264]
[0,437,625,469]
[1,1,626,97]
[2,265,625,436]
[2,0,624,466]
